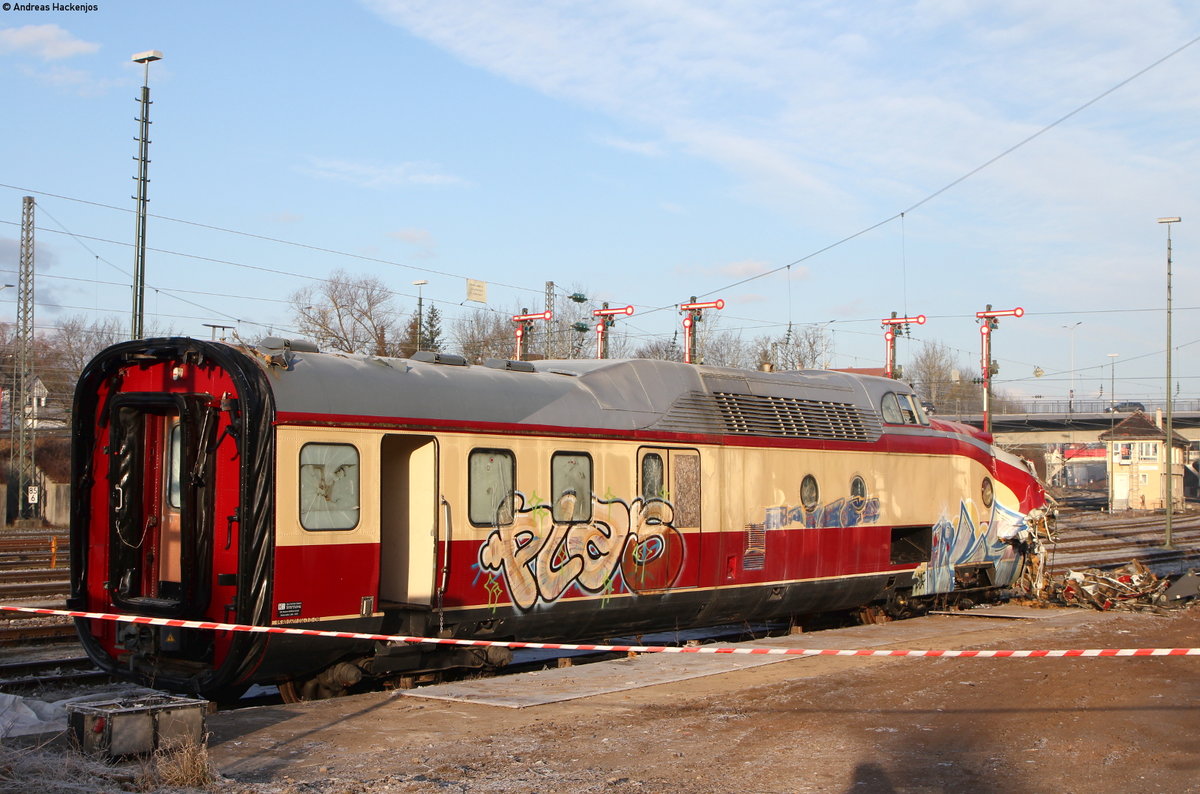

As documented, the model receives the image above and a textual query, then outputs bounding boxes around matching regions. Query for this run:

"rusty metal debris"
[1009,507,1057,602]
[1060,561,1177,612]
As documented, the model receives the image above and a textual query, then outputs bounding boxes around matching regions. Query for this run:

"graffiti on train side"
[742,492,882,571]
[912,499,1026,595]
[762,495,882,531]
[478,490,684,611]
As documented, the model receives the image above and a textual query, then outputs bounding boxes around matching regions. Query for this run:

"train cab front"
[69,338,275,699]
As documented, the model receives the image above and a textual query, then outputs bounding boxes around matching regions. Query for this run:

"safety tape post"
[4,604,1198,658]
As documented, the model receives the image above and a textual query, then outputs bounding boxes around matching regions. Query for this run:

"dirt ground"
[186,603,1200,794]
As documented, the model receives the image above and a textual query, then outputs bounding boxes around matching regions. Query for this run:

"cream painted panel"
[276,426,381,548]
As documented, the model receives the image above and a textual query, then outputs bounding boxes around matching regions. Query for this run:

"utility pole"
[593,303,634,359]
[975,305,1024,434]
[680,297,724,364]
[544,281,555,359]
[1158,216,1181,547]
[14,197,38,523]
[512,308,552,361]
[130,50,162,340]
[880,312,926,379]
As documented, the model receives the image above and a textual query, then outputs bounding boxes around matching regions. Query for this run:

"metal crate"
[67,695,208,758]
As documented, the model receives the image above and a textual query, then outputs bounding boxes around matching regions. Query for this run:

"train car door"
[107,394,217,615]
[633,448,701,591]
[379,434,438,605]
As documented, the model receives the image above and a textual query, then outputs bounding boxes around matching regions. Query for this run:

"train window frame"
[551,451,593,523]
[800,474,820,512]
[880,393,904,424]
[641,452,665,500]
[298,443,361,531]
[850,475,867,502]
[468,448,516,527]
[895,393,920,425]
[165,421,182,510]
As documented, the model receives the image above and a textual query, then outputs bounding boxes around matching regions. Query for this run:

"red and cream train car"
[70,337,1048,700]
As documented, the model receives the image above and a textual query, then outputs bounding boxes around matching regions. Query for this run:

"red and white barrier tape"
[4,604,1198,658]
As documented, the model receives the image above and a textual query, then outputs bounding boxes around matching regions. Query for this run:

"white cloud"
[298,157,467,189]
[0,24,99,60]
[596,135,664,157]
[389,228,434,246]
[364,0,1200,230]
[17,63,123,96]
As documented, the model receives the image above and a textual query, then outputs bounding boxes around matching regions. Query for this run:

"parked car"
[1105,401,1145,413]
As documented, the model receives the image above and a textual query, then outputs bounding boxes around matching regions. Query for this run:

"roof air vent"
[412,351,468,367]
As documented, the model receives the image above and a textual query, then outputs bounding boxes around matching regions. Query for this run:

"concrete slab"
[397,606,1090,708]
[927,605,1068,619]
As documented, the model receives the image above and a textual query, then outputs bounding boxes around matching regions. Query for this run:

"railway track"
[1046,513,1200,577]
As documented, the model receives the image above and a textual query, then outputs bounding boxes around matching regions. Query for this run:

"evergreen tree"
[424,305,443,352]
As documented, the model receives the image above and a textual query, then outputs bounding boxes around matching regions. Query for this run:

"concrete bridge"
[936,408,1200,445]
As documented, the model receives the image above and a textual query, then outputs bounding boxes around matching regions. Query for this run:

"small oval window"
[981,477,994,508]
[801,475,820,511]
[850,475,867,501]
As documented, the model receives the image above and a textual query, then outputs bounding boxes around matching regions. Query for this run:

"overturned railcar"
[70,337,1048,700]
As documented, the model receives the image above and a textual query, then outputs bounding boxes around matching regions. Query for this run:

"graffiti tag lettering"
[478,491,683,610]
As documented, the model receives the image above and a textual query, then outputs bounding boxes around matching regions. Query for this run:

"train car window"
[299,443,360,531]
[890,525,932,564]
[641,453,665,500]
[896,394,919,424]
[551,452,593,523]
[850,475,867,501]
[469,449,515,526]
[981,477,994,508]
[880,393,904,424]
[800,474,820,511]
[166,422,182,510]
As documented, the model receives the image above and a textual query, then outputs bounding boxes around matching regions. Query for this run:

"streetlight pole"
[1158,216,1180,547]
[1063,322,1081,413]
[412,279,428,352]
[1107,353,1119,414]
[130,50,162,340]
[1107,352,1119,512]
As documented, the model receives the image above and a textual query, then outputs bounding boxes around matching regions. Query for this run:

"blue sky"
[1,0,1198,406]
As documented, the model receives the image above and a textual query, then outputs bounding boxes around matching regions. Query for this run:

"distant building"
[1099,411,1187,511]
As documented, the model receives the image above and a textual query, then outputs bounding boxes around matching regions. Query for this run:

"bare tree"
[633,333,683,362]
[755,324,831,371]
[289,270,402,356]
[453,306,516,363]
[905,341,988,414]
[49,315,126,378]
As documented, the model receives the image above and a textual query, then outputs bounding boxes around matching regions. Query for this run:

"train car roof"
[242,338,916,444]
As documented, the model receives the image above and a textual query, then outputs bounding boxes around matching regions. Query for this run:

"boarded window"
[299,443,360,531]
[469,449,515,526]
[672,453,701,528]
[552,452,592,523]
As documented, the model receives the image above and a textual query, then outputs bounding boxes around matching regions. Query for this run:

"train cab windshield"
[881,392,930,426]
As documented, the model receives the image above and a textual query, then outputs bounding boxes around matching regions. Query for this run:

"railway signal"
[592,303,634,359]
[881,312,926,379]
[512,309,552,361]
[975,305,1023,433]
[680,297,724,364]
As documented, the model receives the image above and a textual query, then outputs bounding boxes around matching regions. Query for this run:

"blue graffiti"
[913,500,1026,595]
